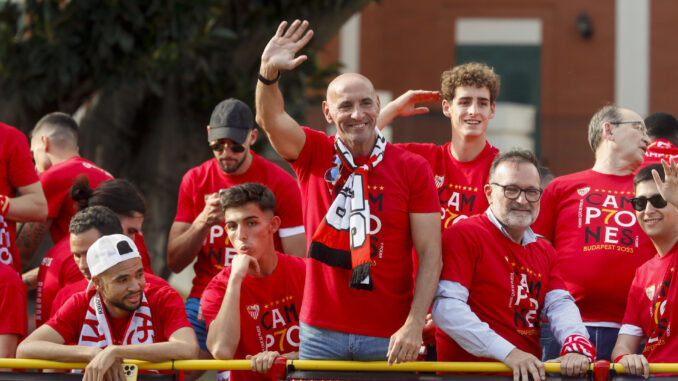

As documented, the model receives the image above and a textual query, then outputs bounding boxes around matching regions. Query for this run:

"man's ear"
[40,135,49,151]
[602,122,614,141]
[322,101,334,124]
[248,129,259,145]
[206,125,211,136]
[93,276,102,291]
[442,99,451,118]
[269,215,281,234]
[484,183,493,204]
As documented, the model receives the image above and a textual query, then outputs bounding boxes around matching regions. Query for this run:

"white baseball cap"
[86,234,141,291]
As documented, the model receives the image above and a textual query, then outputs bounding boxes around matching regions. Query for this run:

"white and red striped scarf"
[309,128,386,290]
[77,292,155,348]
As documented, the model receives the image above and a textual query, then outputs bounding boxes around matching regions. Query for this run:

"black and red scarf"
[309,129,386,290]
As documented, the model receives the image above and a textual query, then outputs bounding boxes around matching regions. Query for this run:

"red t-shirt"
[46,280,188,345]
[36,234,154,327]
[397,141,499,230]
[532,169,654,323]
[0,263,27,338]
[0,123,40,272]
[622,246,678,363]
[201,252,305,381]
[39,157,113,242]
[436,213,565,361]
[174,153,304,299]
[290,127,439,337]
[640,139,678,170]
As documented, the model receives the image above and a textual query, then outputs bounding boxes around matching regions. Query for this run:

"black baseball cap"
[208,98,254,144]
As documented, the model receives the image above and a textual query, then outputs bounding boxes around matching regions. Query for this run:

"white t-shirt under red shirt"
[397,141,499,230]
[201,252,305,381]
[436,213,567,361]
[621,244,678,363]
[532,169,655,324]
[290,127,439,337]
[174,153,304,300]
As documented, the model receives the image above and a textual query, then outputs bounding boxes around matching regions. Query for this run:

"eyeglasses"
[630,194,668,212]
[491,183,543,202]
[209,140,246,153]
[610,121,647,135]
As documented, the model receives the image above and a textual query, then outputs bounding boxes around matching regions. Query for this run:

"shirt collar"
[485,208,538,246]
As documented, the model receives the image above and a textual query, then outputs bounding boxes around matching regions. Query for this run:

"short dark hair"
[645,112,678,146]
[31,112,79,148]
[219,183,276,213]
[489,149,541,183]
[634,163,664,188]
[70,178,146,217]
[69,205,123,236]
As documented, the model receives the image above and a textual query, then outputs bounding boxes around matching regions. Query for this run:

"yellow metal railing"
[1,359,678,374]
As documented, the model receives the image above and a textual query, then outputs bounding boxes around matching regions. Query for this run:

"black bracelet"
[258,71,281,85]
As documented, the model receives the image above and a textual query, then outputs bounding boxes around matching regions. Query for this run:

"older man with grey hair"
[433,149,593,381]
[533,104,655,361]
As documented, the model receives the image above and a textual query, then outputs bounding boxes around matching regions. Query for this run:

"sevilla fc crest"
[646,285,656,301]
[577,187,590,196]
[434,175,445,189]
[247,304,260,320]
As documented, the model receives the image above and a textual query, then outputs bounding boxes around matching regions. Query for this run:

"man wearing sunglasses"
[256,20,441,365]
[433,149,593,381]
[611,161,678,378]
[533,105,655,361]
[167,98,306,360]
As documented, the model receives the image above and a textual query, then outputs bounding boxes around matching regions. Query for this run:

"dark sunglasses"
[630,194,668,212]
[209,141,246,153]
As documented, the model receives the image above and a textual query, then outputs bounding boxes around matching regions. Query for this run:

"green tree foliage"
[0,0,371,274]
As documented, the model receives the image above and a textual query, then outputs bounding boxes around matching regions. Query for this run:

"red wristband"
[0,195,9,216]
[560,334,597,362]
[614,353,630,363]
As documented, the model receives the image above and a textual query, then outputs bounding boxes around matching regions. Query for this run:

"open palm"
[262,20,314,72]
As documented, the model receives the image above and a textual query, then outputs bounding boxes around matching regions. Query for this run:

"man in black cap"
[167,98,306,362]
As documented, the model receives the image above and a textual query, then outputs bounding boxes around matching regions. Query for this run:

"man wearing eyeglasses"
[533,105,655,361]
[167,98,306,359]
[256,20,441,364]
[610,161,678,378]
[433,149,593,381]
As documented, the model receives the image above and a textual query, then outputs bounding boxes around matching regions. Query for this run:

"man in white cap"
[18,234,199,380]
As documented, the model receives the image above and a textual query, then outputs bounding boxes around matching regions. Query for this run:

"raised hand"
[197,193,224,228]
[230,253,260,278]
[654,157,678,207]
[377,90,441,129]
[261,20,314,76]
